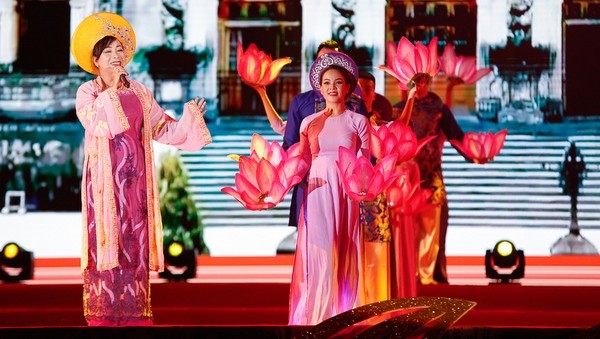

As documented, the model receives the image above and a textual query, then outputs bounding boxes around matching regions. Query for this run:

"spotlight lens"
[168,242,184,257]
[497,241,514,257]
[3,244,19,259]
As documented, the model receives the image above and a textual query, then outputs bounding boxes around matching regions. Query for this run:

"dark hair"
[320,65,356,95]
[92,36,118,59]
[412,73,432,84]
[358,71,375,83]
[317,40,341,54]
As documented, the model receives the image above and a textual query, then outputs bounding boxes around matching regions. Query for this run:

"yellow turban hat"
[71,12,136,75]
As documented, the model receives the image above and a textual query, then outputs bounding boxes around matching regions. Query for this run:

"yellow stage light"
[3,243,19,259]
[0,242,34,283]
[485,240,525,284]
[159,241,197,282]
[168,242,183,257]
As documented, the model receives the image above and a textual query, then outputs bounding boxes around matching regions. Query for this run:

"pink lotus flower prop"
[237,40,292,87]
[221,134,308,210]
[336,146,400,202]
[440,44,492,84]
[449,129,508,164]
[228,133,293,163]
[370,120,435,163]
[378,36,440,90]
[386,163,433,215]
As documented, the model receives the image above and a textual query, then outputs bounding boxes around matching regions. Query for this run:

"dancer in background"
[289,52,369,324]
[357,70,395,303]
[395,73,469,285]
[358,71,393,126]
[361,84,421,302]
[71,12,212,326]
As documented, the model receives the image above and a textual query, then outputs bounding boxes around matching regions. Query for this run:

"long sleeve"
[271,120,287,136]
[440,105,474,162]
[283,94,306,150]
[283,91,317,150]
[147,92,212,151]
[298,113,314,165]
[440,104,464,143]
[355,113,370,158]
[75,80,130,139]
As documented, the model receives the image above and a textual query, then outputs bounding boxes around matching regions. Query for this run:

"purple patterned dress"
[83,88,151,324]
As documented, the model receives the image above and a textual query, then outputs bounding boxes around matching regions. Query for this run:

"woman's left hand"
[192,97,208,116]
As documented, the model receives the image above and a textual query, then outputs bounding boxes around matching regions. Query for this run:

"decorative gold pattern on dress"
[294,297,476,338]
[80,154,90,271]
[152,118,167,136]
[107,88,130,131]
[430,173,446,205]
[98,138,119,271]
[77,104,96,123]
[132,81,164,272]
[187,100,213,146]
[93,120,108,135]
[360,193,391,243]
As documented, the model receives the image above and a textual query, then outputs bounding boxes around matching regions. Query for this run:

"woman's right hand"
[407,86,417,100]
[111,66,129,90]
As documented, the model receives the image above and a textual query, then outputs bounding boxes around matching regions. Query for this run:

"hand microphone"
[120,74,130,88]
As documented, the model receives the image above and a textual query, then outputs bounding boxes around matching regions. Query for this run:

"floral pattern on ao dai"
[289,109,369,325]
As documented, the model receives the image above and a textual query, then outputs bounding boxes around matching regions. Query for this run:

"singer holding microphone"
[71,12,212,326]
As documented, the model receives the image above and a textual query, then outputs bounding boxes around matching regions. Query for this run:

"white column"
[124,0,164,48]
[0,0,18,65]
[531,0,562,100]
[354,0,387,94]
[186,0,219,119]
[69,0,97,69]
[300,0,333,92]
[476,0,508,100]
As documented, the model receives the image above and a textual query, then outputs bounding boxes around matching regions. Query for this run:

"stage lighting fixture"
[158,241,197,282]
[0,242,34,283]
[485,240,525,283]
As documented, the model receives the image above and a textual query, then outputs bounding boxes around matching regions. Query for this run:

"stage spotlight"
[0,242,34,283]
[158,241,197,282]
[485,240,525,283]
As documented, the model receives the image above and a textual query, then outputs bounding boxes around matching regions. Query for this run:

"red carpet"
[1,255,600,337]
[1,282,599,329]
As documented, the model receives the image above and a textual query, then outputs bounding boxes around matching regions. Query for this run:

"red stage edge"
[1,255,600,338]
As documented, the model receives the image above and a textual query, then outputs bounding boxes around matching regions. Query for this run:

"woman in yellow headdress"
[71,12,212,326]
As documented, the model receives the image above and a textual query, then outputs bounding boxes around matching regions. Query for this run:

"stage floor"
[1,255,600,330]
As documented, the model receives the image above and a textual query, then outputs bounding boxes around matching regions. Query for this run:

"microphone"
[120,74,130,88]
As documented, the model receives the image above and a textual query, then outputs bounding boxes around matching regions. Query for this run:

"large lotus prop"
[336,146,400,202]
[440,44,492,85]
[379,36,440,90]
[370,120,435,162]
[222,134,308,210]
[237,40,292,87]
[386,162,433,215]
[449,129,508,164]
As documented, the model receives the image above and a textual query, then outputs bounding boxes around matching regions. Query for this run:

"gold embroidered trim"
[187,100,213,146]
[107,88,130,131]
[152,118,167,136]
[132,81,164,272]
[80,154,89,271]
